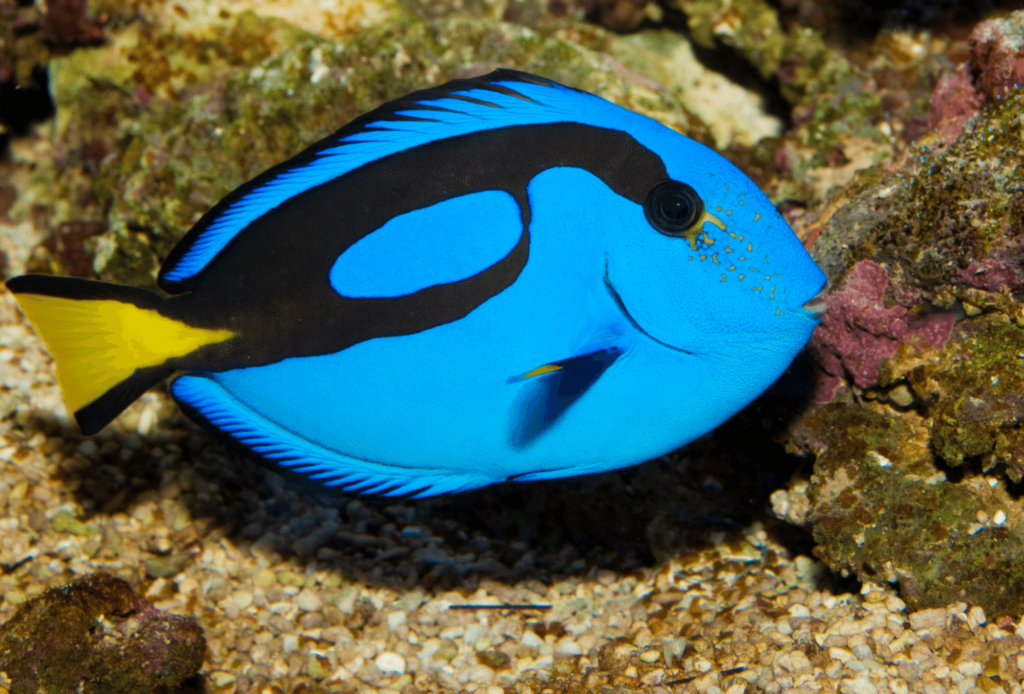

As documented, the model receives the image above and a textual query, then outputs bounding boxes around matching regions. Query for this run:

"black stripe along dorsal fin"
[157,69,563,295]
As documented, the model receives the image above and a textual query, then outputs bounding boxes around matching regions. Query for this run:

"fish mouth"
[800,289,828,319]
[602,273,697,356]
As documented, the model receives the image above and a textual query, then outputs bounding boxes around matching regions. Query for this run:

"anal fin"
[171,375,495,497]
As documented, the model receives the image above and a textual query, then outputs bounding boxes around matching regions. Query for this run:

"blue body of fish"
[7,70,826,496]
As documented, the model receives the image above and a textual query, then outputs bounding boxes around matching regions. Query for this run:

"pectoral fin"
[510,345,624,447]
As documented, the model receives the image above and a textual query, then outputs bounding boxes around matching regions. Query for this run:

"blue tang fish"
[7,70,827,497]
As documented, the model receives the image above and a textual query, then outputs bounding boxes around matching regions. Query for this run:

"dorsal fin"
[157,69,655,293]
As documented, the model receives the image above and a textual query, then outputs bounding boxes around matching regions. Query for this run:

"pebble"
[374,652,406,675]
[295,589,322,612]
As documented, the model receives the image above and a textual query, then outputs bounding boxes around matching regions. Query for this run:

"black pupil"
[663,195,691,220]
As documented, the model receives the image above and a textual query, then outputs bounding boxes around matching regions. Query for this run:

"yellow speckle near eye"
[765,275,771,280]
[694,210,726,234]
[726,210,732,216]
[725,246,733,253]
[715,205,722,211]
[754,213,761,221]
[712,253,720,264]
[727,265,736,271]
[703,233,714,245]
[771,286,776,300]
[748,243,754,252]
[700,254,707,261]
[738,274,745,280]
[753,286,762,292]
[750,268,761,273]
[739,256,747,261]
[729,232,741,239]
[764,255,769,263]
[721,275,727,282]
[688,256,693,261]
[776,308,781,315]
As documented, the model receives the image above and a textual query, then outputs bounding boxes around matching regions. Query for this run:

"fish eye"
[644,180,704,237]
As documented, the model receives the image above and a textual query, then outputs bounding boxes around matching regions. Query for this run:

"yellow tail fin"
[6,275,234,433]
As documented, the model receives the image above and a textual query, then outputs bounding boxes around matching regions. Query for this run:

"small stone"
[851,643,873,660]
[958,660,983,677]
[639,649,661,663]
[556,637,582,656]
[463,665,496,684]
[909,608,946,631]
[253,568,276,590]
[375,651,406,675]
[51,512,93,537]
[830,647,853,663]
[898,662,922,681]
[888,384,915,407]
[307,653,331,680]
[839,678,878,694]
[386,611,406,630]
[208,671,236,687]
[228,590,253,611]
[788,604,811,618]
[640,668,665,686]
[433,639,458,662]
[296,589,323,612]
[476,650,511,670]
[521,630,544,649]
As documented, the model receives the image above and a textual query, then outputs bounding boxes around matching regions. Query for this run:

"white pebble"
[958,660,983,677]
[386,611,406,630]
[830,647,853,663]
[839,678,878,694]
[521,630,544,649]
[788,604,811,619]
[994,510,1007,526]
[375,652,406,675]
[555,637,582,656]
[229,590,253,611]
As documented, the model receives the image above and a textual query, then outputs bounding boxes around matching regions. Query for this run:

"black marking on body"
[158,127,668,374]
[159,69,560,294]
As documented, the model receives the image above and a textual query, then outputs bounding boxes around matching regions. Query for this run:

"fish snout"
[801,292,828,318]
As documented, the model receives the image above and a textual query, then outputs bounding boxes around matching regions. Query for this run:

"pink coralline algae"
[927,10,1024,144]
[958,255,1024,294]
[926,64,984,145]
[808,260,955,402]
[971,12,1024,99]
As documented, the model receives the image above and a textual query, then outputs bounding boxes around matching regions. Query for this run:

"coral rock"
[0,572,205,694]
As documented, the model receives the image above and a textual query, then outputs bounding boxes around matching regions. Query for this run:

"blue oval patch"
[329,190,523,298]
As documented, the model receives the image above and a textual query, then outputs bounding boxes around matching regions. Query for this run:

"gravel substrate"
[2,287,1024,693]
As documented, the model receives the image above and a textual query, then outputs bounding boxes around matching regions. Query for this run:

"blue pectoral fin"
[170,375,494,497]
[510,345,624,447]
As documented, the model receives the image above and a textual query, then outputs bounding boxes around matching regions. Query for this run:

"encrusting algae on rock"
[0,572,204,693]
[779,11,1024,617]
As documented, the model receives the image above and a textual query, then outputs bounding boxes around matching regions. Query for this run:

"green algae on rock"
[785,56,1024,614]
[0,572,204,693]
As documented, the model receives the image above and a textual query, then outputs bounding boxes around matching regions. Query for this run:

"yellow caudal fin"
[5,275,234,435]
